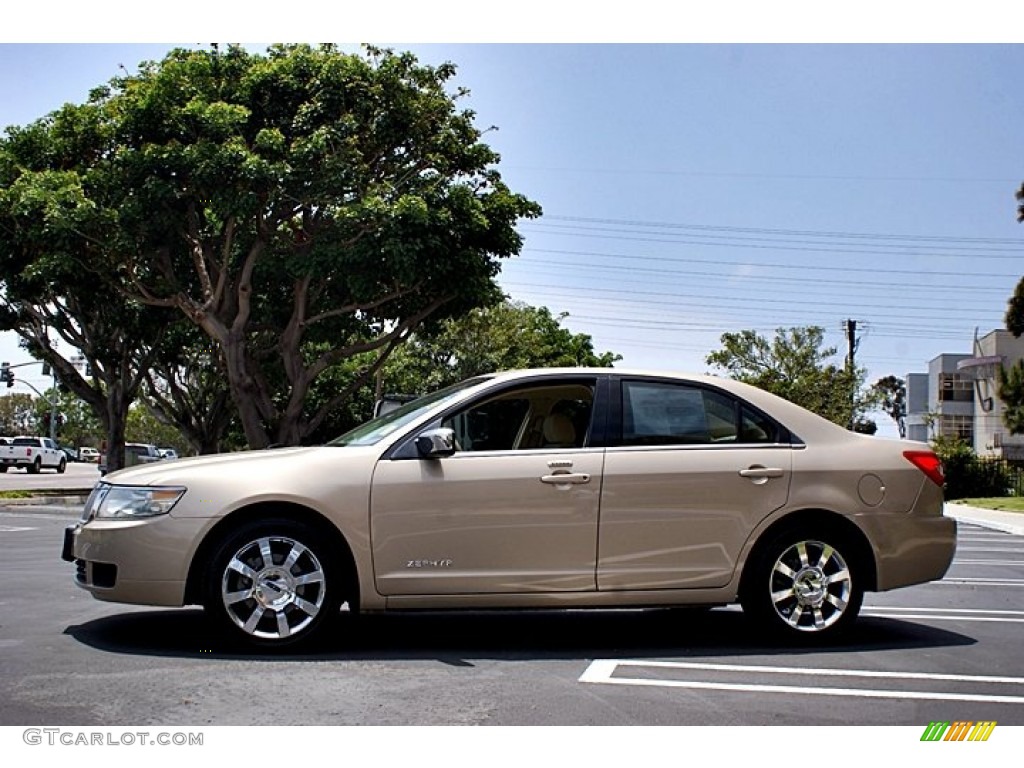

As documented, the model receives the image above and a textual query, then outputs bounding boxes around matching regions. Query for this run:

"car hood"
[102,445,380,486]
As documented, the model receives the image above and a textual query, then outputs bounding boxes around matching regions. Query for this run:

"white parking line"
[936,577,1024,587]
[579,660,1024,704]
[863,612,1024,623]
[865,606,1024,616]
[950,561,1024,569]
[0,525,37,532]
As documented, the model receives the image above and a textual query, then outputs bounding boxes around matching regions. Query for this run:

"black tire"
[0,465,7,473]
[740,528,864,641]
[57,457,67,474]
[27,458,41,475]
[203,519,343,648]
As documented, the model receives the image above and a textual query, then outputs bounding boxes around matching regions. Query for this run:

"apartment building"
[905,329,1024,459]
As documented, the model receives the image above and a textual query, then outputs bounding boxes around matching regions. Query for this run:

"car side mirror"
[415,428,456,459]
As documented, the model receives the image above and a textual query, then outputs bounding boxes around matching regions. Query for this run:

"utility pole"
[844,319,859,430]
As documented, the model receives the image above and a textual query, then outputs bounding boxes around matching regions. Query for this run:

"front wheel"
[57,457,67,474]
[203,519,343,648]
[741,530,863,640]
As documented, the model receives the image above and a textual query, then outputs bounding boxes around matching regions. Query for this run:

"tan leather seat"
[542,413,577,448]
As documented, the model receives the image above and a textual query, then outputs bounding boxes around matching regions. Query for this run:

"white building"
[906,329,1024,459]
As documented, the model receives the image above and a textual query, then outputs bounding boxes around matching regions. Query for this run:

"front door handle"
[738,467,784,479]
[540,473,591,485]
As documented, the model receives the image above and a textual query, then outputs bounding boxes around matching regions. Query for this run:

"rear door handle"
[540,473,591,485]
[738,467,784,479]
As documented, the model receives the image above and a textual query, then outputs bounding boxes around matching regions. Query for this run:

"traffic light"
[1,362,13,388]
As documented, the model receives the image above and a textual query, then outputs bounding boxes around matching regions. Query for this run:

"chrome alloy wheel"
[769,540,852,632]
[220,536,327,640]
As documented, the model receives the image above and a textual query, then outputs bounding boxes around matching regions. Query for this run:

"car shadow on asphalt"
[63,606,975,663]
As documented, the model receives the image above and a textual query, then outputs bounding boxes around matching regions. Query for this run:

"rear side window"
[620,381,781,446]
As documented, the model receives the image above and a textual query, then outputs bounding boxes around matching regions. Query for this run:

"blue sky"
[2,41,1023,436]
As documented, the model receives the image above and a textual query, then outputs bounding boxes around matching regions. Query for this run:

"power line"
[500,280,1005,321]
[521,247,1021,281]
[511,256,1011,298]
[539,214,1024,246]
[521,224,1024,262]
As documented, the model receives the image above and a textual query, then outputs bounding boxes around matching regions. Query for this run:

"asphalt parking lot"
[1,500,1022,726]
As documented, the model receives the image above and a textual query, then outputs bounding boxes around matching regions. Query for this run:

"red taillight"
[903,450,944,487]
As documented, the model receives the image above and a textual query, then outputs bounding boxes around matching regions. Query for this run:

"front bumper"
[63,513,211,607]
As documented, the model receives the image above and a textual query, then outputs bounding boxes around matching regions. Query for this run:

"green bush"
[931,437,1014,499]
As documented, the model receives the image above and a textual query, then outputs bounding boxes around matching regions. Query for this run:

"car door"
[370,377,607,596]
[598,377,793,591]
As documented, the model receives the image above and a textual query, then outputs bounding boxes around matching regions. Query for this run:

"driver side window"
[441,382,595,452]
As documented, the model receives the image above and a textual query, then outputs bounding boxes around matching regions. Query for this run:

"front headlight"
[90,484,187,520]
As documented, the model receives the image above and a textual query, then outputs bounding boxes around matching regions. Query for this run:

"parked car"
[98,442,162,475]
[78,447,100,463]
[63,368,956,648]
[157,448,179,460]
[1,435,66,473]
[60,446,79,462]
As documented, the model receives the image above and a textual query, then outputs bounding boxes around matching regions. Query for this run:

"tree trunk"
[103,385,129,473]
[221,334,273,449]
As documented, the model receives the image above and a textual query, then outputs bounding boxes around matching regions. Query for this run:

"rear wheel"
[203,519,343,648]
[27,458,41,475]
[741,529,863,640]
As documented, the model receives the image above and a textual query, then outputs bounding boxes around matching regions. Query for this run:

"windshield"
[327,377,491,447]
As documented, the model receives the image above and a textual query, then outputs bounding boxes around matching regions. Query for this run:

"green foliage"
[31,388,104,447]
[302,300,621,442]
[0,44,540,449]
[706,326,876,430]
[125,404,189,455]
[0,92,179,471]
[1007,277,1024,337]
[385,300,620,393]
[140,324,236,454]
[1010,183,1024,335]
[999,360,1024,435]
[931,436,1014,499]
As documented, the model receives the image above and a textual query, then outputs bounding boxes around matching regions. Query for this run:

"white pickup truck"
[0,436,67,474]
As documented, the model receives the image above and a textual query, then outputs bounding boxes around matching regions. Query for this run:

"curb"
[945,503,1024,536]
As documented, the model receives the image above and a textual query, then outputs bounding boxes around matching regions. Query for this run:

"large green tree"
[706,326,876,431]
[0,78,189,470]
[2,44,539,449]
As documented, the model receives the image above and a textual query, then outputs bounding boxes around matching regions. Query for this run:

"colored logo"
[920,721,997,742]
